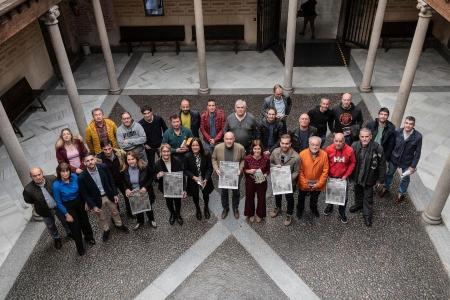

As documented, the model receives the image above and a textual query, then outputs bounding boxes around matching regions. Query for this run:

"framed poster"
[144,0,164,16]
[218,161,239,189]
[163,171,183,198]
[325,178,347,206]
[271,166,293,195]
[129,189,151,215]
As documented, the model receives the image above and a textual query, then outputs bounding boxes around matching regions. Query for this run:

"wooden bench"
[192,25,245,54]
[381,21,434,52]
[0,78,46,137]
[119,26,185,56]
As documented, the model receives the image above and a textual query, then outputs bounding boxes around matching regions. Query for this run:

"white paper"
[325,178,347,206]
[128,189,152,215]
[271,166,293,195]
[219,161,239,189]
[163,171,184,198]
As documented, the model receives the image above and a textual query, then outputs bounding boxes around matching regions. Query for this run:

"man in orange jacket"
[298,136,329,219]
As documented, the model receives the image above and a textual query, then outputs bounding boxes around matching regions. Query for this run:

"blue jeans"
[42,209,71,240]
[384,162,411,195]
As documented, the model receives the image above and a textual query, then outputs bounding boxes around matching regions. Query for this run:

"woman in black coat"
[155,143,186,226]
[185,137,214,220]
[122,151,156,230]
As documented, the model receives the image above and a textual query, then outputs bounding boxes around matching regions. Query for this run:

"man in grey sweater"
[224,99,259,153]
[117,111,147,162]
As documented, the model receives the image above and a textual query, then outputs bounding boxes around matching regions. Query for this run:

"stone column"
[0,102,30,190]
[283,0,298,94]
[92,0,121,94]
[359,0,388,92]
[391,0,432,127]
[193,0,209,94]
[41,6,87,137]
[422,153,450,225]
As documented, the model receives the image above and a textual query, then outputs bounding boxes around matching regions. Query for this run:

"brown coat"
[298,149,329,191]
[212,142,246,172]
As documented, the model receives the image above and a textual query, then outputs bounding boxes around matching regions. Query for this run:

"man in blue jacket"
[384,116,422,203]
[78,155,129,242]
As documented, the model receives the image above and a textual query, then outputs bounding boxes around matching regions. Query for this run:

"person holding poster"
[298,136,329,219]
[269,134,300,226]
[212,132,246,220]
[155,144,186,226]
[122,151,157,230]
[244,140,270,223]
[324,133,356,224]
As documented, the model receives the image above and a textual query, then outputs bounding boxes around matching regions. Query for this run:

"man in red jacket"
[200,99,225,154]
[324,133,356,223]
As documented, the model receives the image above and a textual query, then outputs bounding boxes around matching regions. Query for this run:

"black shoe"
[233,209,240,219]
[323,204,333,216]
[311,208,320,218]
[296,210,303,220]
[118,225,130,233]
[78,248,86,256]
[364,217,372,227]
[54,238,62,250]
[221,209,229,219]
[176,216,184,226]
[195,209,202,221]
[102,230,110,242]
[169,214,176,225]
[340,214,348,224]
[349,205,362,213]
[204,207,211,219]
[84,238,96,246]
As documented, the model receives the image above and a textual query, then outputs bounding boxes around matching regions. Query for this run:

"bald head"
[29,167,44,184]
[341,93,352,109]
[224,131,235,148]
[333,133,345,150]
[299,113,310,128]
[180,99,190,115]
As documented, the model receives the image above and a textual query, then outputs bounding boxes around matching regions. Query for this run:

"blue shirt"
[52,174,80,215]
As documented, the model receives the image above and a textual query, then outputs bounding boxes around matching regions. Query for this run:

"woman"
[52,162,94,256]
[185,138,214,220]
[155,143,186,226]
[55,128,89,174]
[122,151,156,230]
[244,140,270,223]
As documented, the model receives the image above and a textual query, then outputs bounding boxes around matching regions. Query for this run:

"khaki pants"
[95,196,122,231]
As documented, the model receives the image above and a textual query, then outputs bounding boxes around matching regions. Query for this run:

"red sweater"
[325,144,356,179]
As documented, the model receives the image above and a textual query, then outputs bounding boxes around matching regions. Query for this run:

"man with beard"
[261,84,292,132]
[332,93,363,145]
[179,98,201,138]
[308,97,334,147]
[292,113,318,153]
[117,112,147,162]
[260,107,286,155]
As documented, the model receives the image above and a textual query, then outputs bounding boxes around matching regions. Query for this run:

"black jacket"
[139,115,168,148]
[261,95,292,119]
[179,110,201,138]
[154,155,185,194]
[23,175,57,217]
[78,164,118,209]
[366,119,396,161]
[259,118,286,152]
[291,126,318,153]
[332,103,363,142]
[307,105,334,137]
[122,165,155,204]
[391,128,422,169]
[352,141,386,186]
[184,152,214,195]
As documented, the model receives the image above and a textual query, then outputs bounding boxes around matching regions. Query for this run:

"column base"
[422,211,442,225]
[109,88,122,95]
[359,85,372,93]
[198,87,210,94]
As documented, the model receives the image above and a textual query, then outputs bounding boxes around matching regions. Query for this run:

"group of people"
[22,84,422,256]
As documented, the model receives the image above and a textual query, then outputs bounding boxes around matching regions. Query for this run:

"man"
[85,108,118,155]
[78,155,129,242]
[138,105,168,169]
[269,134,300,226]
[200,99,225,154]
[179,98,201,138]
[324,133,356,223]
[308,97,334,146]
[332,93,363,145]
[292,113,318,153]
[298,136,329,219]
[260,107,285,155]
[298,0,317,39]
[97,140,133,218]
[212,132,246,219]
[384,116,422,203]
[23,167,72,249]
[162,114,193,158]
[350,128,386,227]
[117,111,147,161]
[224,99,259,152]
[261,84,292,132]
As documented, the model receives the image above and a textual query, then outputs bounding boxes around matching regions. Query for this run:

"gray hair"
[235,99,247,108]
[309,136,322,145]
[359,127,372,135]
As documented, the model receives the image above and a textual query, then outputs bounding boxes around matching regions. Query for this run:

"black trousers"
[63,199,94,253]
[275,193,294,215]
[136,209,155,225]
[145,147,160,171]
[166,198,182,217]
[354,184,374,219]
[192,188,210,210]
[297,190,321,216]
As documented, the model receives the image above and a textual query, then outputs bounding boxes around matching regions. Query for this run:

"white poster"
[325,178,347,206]
[129,189,151,215]
[218,161,239,189]
[163,171,184,198]
[271,166,293,195]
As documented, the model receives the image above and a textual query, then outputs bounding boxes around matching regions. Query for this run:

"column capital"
[417,0,433,18]
[40,5,60,25]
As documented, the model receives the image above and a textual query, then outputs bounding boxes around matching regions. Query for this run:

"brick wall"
[0,21,53,93]
[385,0,418,21]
